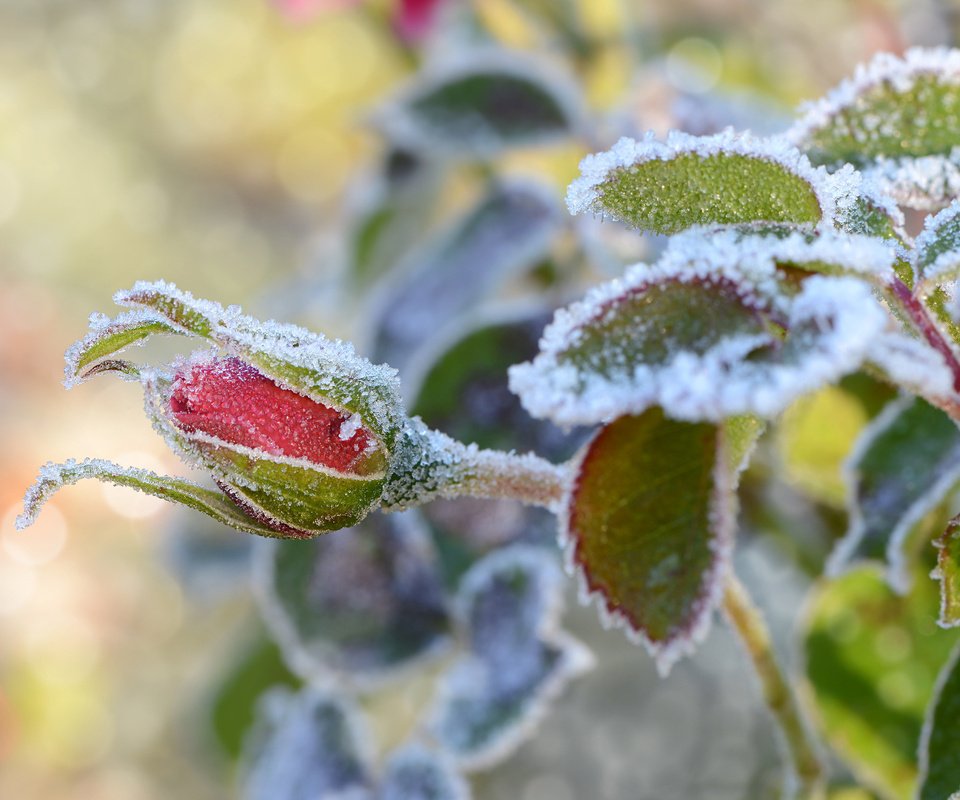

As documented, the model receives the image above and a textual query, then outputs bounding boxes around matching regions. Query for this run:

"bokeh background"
[1,1,957,798]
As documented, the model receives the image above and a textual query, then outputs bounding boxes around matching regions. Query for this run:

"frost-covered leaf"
[254,510,450,688]
[242,686,373,800]
[564,408,750,674]
[934,518,960,629]
[410,309,585,461]
[915,199,960,289]
[376,51,580,158]
[829,397,960,592]
[803,565,959,800]
[211,635,299,759]
[430,546,593,770]
[509,229,892,426]
[791,48,960,166]
[64,309,187,386]
[378,744,470,800]
[347,150,442,291]
[369,181,560,374]
[117,281,407,448]
[790,48,960,209]
[566,131,833,234]
[917,641,960,800]
[16,458,286,538]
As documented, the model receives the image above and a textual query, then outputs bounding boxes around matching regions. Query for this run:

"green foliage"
[917,642,960,800]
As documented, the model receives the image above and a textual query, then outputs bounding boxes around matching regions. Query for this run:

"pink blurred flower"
[271,0,444,42]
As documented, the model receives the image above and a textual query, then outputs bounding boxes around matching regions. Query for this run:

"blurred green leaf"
[934,518,960,628]
[804,565,959,799]
[830,397,960,590]
[379,54,580,158]
[917,641,960,800]
[211,635,299,760]
[255,511,450,688]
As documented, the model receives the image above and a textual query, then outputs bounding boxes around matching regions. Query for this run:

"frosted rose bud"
[158,356,390,537]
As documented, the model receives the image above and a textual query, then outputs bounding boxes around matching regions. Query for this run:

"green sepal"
[116,281,407,449]
[16,458,289,538]
[65,310,188,386]
[202,445,386,535]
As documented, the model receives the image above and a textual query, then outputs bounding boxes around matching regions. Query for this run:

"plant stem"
[454,446,570,511]
[891,278,960,395]
[722,575,826,800]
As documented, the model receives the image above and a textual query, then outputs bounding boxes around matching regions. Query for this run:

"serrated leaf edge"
[559,422,737,676]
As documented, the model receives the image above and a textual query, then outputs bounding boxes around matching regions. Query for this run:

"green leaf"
[803,566,959,800]
[370,181,559,375]
[778,385,871,508]
[917,640,960,800]
[934,518,960,628]
[210,634,300,759]
[830,398,960,591]
[254,511,450,688]
[378,51,580,158]
[564,408,737,673]
[791,49,960,168]
[410,310,585,461]
[17,458,287,538]
[566,130,829,234]
[192,438,387,534]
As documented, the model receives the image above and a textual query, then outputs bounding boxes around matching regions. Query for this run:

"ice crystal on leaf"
[566,130,835,234]
[509,229,893,426]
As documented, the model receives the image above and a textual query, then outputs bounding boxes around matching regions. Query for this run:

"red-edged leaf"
[564,408,749,674]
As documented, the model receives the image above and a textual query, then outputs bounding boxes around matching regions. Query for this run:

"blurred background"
[1,0,958,798]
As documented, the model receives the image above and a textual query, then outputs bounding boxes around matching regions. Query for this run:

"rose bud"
[19,281,564,540]
[153,355,390,536]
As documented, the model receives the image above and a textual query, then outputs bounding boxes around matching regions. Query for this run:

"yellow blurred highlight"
[475,0,540,49]
[778,386,868,508]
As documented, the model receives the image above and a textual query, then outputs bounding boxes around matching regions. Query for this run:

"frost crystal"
[865,151,960,211]
[916,199,960,285]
